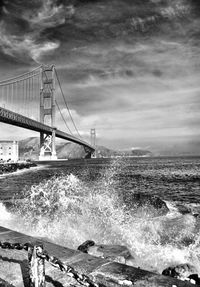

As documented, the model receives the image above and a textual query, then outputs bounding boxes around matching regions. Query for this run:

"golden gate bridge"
[0,65,95,160]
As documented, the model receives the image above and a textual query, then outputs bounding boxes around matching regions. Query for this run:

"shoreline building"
[0,141,19,162]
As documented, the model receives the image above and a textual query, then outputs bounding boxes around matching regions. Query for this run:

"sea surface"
[0,156,200,274]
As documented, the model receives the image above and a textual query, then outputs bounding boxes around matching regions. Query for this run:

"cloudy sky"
[0,0,200,154]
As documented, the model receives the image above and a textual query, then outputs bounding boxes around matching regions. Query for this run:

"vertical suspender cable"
[54,68,82,139]
[6,85,8,109]
[26,77,28,117]
[37,73,40,121]
[22,80,25,115]
[11,83,14,111]
[1,86,4,107]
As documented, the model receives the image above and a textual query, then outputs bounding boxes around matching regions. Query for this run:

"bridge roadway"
[0,107,95,152]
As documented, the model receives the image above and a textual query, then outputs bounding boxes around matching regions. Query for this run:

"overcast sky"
[0,0,200,154]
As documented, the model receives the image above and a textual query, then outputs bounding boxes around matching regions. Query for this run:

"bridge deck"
[0,107,94,151]
[0,226,194,287]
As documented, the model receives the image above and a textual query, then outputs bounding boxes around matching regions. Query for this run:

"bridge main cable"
[0,65,42,85]
[55,68,82,139]
[55,99,73,135]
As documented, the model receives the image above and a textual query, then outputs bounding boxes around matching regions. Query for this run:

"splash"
[0,202,12,221]
[3,159,200,275]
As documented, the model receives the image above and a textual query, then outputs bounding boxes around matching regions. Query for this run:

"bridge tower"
[39,65,57,160]
[90,128,96,158]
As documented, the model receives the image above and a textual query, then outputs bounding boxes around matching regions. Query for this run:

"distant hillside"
[56,142,86,159]
[96,146,152,158]
[19,137,40,160]
[19,137,152,160]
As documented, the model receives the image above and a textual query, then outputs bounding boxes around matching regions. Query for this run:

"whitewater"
[0,157,200,276]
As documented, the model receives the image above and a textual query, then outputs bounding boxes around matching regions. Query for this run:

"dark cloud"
[0,0,200,152]
[0,0,74,62]
[0,0,196,64]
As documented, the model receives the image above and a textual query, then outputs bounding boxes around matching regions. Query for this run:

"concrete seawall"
[0,226,194,287]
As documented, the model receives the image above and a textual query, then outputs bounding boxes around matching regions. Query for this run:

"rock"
[77,240,136,266]
[176,204,191,215]
[123,193,169,216]
[162,263,199,282]
[0,162,36,175]
[77,240,95,253]
[188,274,200,285]
[180,237,195,247]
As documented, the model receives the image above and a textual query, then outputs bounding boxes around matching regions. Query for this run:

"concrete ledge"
[0,226,194,287]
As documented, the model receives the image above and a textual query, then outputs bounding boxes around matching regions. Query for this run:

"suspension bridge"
[0,65,95,160]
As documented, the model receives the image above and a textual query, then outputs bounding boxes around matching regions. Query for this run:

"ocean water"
[0,156,200,275]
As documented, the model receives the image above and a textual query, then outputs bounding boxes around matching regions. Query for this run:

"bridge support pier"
[90,128,96,158]
[84,146,95,159]
[39,65,57,161]
[39,129,57,161]
[51,129,57,159]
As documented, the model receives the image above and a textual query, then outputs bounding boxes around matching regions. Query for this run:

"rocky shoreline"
[0,162,37,175]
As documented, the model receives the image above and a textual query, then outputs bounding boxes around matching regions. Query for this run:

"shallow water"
[0,156,200,274]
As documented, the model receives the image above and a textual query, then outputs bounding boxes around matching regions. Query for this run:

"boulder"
[162,263,200,283]
[123,193,169,216]
[188,274,200,285]
[78,240,136,266]
[193,213,199,218]
[176,204,191,215]
[77,240,95,253]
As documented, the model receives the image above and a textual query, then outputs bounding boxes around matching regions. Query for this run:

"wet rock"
[162,263,199,282]
[0,162,37,175]
[180,237,195,247]
[188,274,200,285]
[176,204,191,215]
[77,240,136,266]
[123,193,169,216]
[77,240,95,253]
